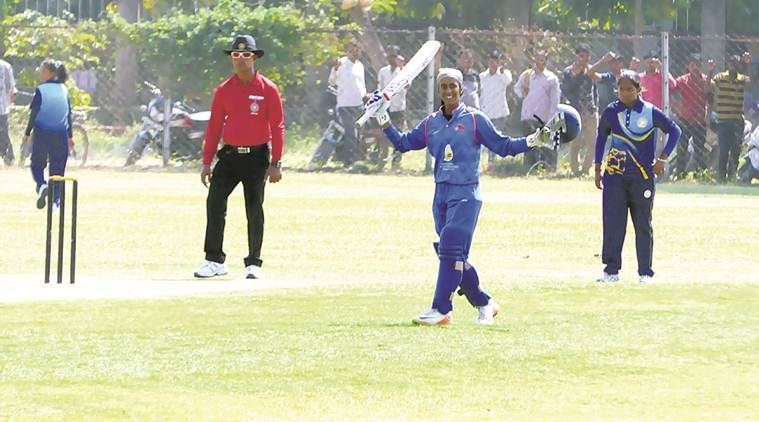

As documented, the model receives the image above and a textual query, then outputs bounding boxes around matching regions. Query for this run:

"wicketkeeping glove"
[526,126,552,149]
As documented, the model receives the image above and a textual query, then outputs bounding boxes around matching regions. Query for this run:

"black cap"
[489,49,502,60]
[643,50,659,60]
[386,45,401,56]
[224,35,264,58]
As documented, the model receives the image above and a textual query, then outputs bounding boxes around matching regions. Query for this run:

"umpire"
[194,35,285,279]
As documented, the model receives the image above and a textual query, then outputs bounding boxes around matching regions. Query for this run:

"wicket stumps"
[45,176,78,284]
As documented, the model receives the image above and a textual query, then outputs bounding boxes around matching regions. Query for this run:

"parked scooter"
[307,86,347,170]
[124,82,210,166]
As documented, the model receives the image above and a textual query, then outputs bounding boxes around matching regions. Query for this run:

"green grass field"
[1,168,758,419]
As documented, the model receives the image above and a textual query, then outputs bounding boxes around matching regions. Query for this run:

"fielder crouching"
[371,68,553,325]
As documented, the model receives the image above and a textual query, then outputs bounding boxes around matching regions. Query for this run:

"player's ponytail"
[40,58,69,83]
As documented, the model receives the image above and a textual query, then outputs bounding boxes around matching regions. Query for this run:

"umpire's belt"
[222,144,268,154]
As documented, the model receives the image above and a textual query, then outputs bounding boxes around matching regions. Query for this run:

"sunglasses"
[230,51,255,59]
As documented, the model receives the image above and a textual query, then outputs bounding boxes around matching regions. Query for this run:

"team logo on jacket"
[249,95,264,115]
[637,117,648,128]
[444,144,454,161]
[455,124,465,132]
[643,189,652,199]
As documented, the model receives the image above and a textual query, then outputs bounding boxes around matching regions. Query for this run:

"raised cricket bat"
[355,40,441,128]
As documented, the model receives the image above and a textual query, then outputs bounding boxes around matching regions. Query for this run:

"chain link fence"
[4,23,758,180]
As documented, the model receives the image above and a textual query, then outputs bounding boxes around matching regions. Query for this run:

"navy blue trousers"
[30,130,68,202]
[601,172,655,277]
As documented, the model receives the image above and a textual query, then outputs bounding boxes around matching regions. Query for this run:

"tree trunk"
[345,6,387,76]
[497,0,532,29]
[114,0,139,124]
[701,0,725,69]
[634,0,644,59]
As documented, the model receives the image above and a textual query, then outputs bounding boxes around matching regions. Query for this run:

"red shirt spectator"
[673,72,708,124]
[202,71,285,166]
[639,70,677,109]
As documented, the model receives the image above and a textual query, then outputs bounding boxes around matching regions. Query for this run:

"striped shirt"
[711,71,750,121]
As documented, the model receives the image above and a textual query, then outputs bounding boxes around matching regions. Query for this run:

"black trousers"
[204,145,269,267]
[716,120,743,182]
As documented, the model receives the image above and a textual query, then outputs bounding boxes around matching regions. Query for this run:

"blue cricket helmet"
[557,104,581,144]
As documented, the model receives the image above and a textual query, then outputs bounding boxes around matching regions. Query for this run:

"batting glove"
[526,126,552,149]
[374,110,391,127]
[366,89,383,107]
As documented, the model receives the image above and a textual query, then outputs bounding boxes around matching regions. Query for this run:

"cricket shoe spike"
[412,309,451,326]
[596,272,620,283]
[639,275,653,283]
[194,260,228,278]
[476,300,500,325]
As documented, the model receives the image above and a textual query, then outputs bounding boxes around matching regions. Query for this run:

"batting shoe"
[245,265,263,279]
[476,300,500,325]
[639,275,654,283]
[193,260,228,278]
[596,272,620,283]
[36,184,48,209]
[412,309,451,326]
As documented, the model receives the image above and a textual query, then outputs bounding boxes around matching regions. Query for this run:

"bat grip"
[355,112,372,128]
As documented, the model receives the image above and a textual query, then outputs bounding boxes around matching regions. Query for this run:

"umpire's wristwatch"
[270,161,282,169]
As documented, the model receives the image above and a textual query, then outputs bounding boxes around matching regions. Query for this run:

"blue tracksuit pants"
[601,171,655,277]
[431,183,490,314]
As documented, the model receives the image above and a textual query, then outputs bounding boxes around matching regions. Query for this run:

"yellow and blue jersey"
[595,98,681,179]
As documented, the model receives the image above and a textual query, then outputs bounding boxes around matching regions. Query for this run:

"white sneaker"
[639,275,653,283]
[36,184,48,209]
[412,309,451,326]
[193,260,228,278]
[596,272,620,283]
[245,265,263,279]
[476,300,500,325]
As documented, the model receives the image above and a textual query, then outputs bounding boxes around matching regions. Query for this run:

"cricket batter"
[371,68,552,325]
[594,71,681,283]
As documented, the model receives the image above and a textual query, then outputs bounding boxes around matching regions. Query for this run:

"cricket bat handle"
[355,111,373,128]
[355,97,384,128]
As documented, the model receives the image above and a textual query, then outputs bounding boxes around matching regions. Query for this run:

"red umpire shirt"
[202,70,285,165]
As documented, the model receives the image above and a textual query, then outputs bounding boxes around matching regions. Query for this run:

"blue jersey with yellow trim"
[595,98,681,178]
[383,104,530,185]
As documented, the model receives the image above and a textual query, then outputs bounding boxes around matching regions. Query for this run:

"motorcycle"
[306,86,392,171]
[124,82,210,166]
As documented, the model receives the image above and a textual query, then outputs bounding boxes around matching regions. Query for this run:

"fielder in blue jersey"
[22,59,73,209]
[594,71,681,283]
[370,68,552,325]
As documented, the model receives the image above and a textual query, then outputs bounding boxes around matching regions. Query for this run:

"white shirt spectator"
[514,68,560,123]
[479,68,512,120]
[377,64,407,112]
[328,56,366,108]
[0,59,16,115]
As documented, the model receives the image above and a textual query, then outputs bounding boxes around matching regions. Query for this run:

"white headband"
[436,68,464,87]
